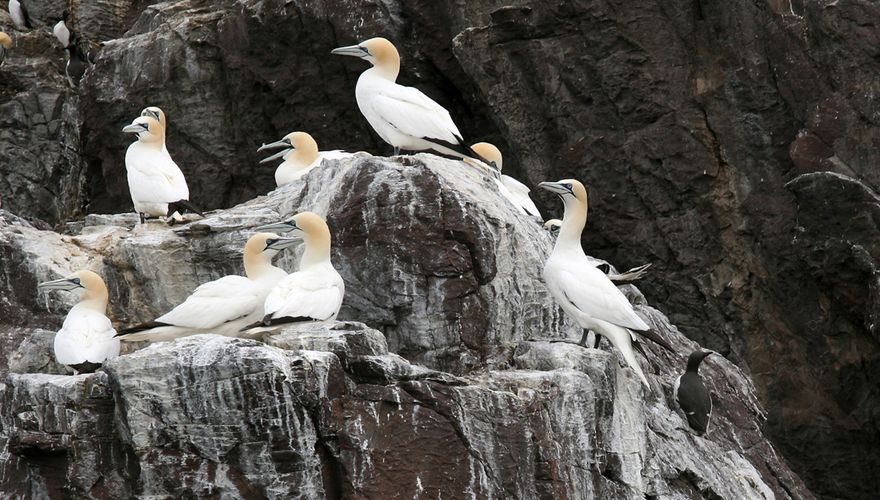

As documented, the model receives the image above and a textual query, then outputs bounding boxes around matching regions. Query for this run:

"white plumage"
[258,131,354,187]
[470,142,542,218]
[9,0,30,30]
[123,115,190,218]
[53,19,71,48]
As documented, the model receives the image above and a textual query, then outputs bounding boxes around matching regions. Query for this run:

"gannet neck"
[363,64,398,83]
[556,195,588,250]
[296,213,332,268]
[362,37,400,80]
[243,233,280,279]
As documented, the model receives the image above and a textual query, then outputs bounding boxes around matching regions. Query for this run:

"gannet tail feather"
[167,199,204,217]
[637,328,674,352]
[69,361,102,373]
[117,320,173,336]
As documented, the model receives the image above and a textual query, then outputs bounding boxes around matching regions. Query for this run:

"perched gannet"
[140,106,169,155]
[675,350,715,435]
[331,37,479,159]
[8,0,32,30]
[258,131,352,187]
[0,32,11,66]
[117,233,297,342]
[38,271,120,373]
[122,115,203,223]
[242,212,345,332]
[53,10,74,48]
[540,179,671,388]
[65,42,88,87]
[470,142,542,218]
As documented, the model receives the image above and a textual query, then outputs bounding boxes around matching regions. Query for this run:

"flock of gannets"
[22,33,714,436]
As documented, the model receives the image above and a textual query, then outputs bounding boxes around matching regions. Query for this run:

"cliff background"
[0,0,878,499]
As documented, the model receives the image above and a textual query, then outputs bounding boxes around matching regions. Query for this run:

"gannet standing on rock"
[243,212,345,333]
[38,271,120,373]
[675,349,715,435]
[0,32,12,66]
[470,142,542,218]
[331,37,480,160]
[117,233,297,342]
[122,115,203,223]
[8,0,32,30]
[258,131,352,187]
[540,179,671,388]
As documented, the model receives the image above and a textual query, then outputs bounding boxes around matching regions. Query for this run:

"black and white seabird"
[65,42,89,87]
[8,0,32,30]
[674,349,715,435]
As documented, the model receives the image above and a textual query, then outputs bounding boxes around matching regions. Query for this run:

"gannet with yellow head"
[141,106,169,155]
[331,37,480,160]
[118,233,298,342]
[0,32,12,66]
[258,131,353,187]
[470,142,542,218]
[539,179,671,388]
[242,212,345,332]
[122,114,203,223]
[38,270,120,373]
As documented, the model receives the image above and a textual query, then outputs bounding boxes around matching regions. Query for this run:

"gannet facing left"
[470,142,542,218]
[258,131,352,187]
[122,115,203,223]
[242,212,345,333]
[331,37,480,160]
[540,179,671,388]
[117,233,297,342]
[0,32,11,66]
[38,270,120,373]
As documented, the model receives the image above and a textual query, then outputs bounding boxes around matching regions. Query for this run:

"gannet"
[258,131,352,186]
[540,179,671,388]
[122,115,203,223]
[117,233,297,342]
[0,32,11,66]
[674,349,715,435]
[242,212,345,332]
[470,142,542,218]
[140,106,169,155]
[331,37,479,159]
[38,271,120,373]
[8,0,31,30]
[53,10,74,48]
[65,42,88,87]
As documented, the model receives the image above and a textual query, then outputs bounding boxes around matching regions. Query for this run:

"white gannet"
[540,179,671,388]
[242,212,345,332]
[38,270,120,373]
[258,131,352,187]
[470,142,542,218]
[331,37,479,159]
[9,0,32,30]
[117,233,298,342]
[65,42,89,87]
[0,32,11,66]
[53,10,73,48]
[674,349,715,435]
[140,106,169,155]
[543,218,652,283]
[122,115,203,223]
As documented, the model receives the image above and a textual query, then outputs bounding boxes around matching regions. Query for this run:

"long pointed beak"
[257,138,292,152]
[538,181,568,194]
[331,44,368,57]
[256,221,298,233]
[37,278,83,291]
[266,236,301,250]
[122,123,147,134]
[259,148,292,164]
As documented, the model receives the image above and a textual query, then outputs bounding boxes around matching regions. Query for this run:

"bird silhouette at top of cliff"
[122,114,203,223]
[38,270,120,373]
[8,0,32,30]
[241,212,345,333]
[331,37,485,162]
[258,131,355,187]
[540,179,672,388]
[675,349,715,435]
[469,142,543,219]
[117,233,298,342]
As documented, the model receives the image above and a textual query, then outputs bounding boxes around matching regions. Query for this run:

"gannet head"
[0,32,12,50]
[257,131,319,164]
[141,106,167,130]
[122,115,164,145]
[256,212,328,241]
[543,218,562,234]
[38,270,108,305]
[470,142,503,172]
[538,179,588,207]
[686,349,715,373]
[331,37,400,79]
[242,232,299,277]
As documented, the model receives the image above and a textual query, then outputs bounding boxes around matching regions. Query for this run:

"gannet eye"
[265,239,278,250]
[71,278,81,286]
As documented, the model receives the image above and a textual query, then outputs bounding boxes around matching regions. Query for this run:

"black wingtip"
[167,199,205,218]
[116,320,171,337]
[638,328,674,352]
[238,315,316,333]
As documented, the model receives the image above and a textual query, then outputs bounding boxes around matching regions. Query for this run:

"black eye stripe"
[72,278,81,285]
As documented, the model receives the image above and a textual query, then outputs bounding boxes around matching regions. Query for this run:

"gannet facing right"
[258,131,352,187]
[8,0,32,30]
[331,37,480,160]
[470,142,542,218]
[540,179,670,388]
[122,115,203,223]
[674,350,715,435]
[38,271,120,373]
[242,212,345,333]
[0,32,11,66]
[117,233,297,342]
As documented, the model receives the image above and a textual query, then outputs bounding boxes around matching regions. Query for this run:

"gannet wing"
[264,272,344,321]
[370,84,464,145]
[554,266,649,331]
[156,275,261,329]
[500,175,542,218]
[127,155,189,202]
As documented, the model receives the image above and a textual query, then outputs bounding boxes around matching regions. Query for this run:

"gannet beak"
[259,148,292,164]
[37,277,83,291]
[255,220,298,233]
[331,44,369,58]
[257,138,292,152]
[122,123,148,134]
[538,181,571,195]
[265,236,301,250]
